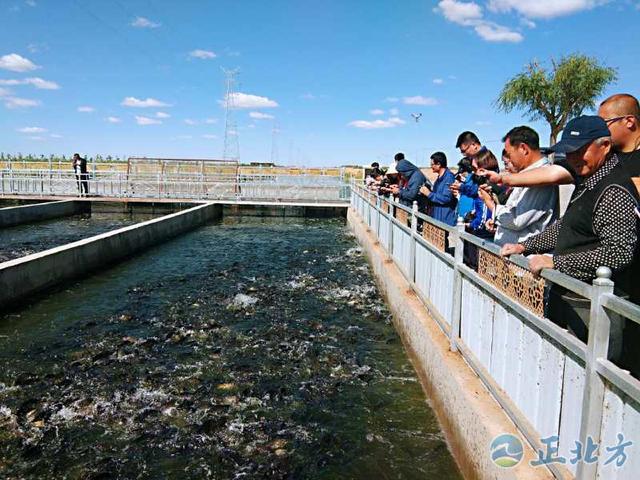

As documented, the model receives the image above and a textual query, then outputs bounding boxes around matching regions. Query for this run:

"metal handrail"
[351,182,640,480]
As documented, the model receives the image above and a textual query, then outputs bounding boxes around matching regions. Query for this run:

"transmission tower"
[222,68,240,162]
[270,120,279,164]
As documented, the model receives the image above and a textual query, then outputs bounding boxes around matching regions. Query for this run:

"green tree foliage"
[496,54,617,145]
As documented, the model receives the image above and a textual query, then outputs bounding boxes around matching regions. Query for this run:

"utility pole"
[222,68,240,162]
[270,120,279,165]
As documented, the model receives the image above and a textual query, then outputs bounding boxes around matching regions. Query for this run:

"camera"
[471,173,488,186]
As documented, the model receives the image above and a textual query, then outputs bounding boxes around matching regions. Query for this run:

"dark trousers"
[76,173,89,195]
[547,286,627,366]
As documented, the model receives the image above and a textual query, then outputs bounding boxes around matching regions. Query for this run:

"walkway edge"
[0,202,221,309]
[0,199,84,227]
[348,208,552,480]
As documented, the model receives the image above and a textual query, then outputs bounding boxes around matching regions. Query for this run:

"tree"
[495,54,617,145]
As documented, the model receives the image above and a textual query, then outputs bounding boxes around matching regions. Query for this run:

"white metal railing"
[351,183,640,480]
[0,169,351,202]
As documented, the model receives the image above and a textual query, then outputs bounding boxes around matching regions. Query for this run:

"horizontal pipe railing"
[0,169,350,202]
[350,182,640,480]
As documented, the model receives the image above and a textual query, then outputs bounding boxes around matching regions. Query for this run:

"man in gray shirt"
[479,126,558,246]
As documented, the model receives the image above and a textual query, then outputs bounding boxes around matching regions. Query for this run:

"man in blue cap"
[501,116,639,367]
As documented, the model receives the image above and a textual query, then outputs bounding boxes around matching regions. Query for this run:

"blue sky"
[1,0,639,167]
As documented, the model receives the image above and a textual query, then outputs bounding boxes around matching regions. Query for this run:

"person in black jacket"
[72,153,89,196]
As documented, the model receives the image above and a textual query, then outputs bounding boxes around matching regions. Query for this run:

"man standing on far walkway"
[72,153,89,197]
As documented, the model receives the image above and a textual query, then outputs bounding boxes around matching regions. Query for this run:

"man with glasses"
[450,131,492,199]
[598,94,640,191]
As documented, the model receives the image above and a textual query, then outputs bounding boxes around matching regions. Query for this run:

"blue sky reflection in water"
[0,218,461,479]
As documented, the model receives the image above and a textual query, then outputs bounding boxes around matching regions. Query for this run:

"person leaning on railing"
[477,126,559,247]
[388,158,430,213]
[419,151,457,226]
[501,116,640,371]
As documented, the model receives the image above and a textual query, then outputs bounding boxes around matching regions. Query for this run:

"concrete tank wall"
[347,208,553,480]
[0,203,221,309]
[0,200,86,228]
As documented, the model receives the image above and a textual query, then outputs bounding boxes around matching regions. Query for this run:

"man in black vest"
[501,116,639,369]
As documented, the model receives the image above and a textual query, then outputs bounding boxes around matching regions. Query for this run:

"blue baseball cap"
[549,116,611,154]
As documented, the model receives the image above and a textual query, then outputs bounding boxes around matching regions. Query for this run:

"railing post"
[576,266,615,480]
[409,201,418,283]
[376,194,381,238]
[387,201,394,260]
[450,219,465,352]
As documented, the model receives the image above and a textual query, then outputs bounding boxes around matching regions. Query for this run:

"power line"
[222,68,240,162]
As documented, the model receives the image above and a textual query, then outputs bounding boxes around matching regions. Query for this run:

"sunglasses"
[603,116,627,125]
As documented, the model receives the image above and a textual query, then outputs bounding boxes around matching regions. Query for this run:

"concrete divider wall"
[0,200,85,228]
[347,209,553,480]
[0,203,221,308]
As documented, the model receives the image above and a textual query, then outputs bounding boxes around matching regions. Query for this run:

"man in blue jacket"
[420,152,458,226]
[390,158,430,212]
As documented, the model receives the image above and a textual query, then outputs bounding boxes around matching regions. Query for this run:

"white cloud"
[0,77,59,89]
[348,117,405,129]
[403,96,439,106]
[184,118,198,125]
[249,111,275,119]
[204,117,218,124]
[474,22,523,42]
[28,136,45,141]
[175,135,193,140]
[488,0,605,19]
[433,78,444,85]
[0,53,39,72]
[50,134,63,139]
[131,16,161,28]
[4,96,40,108]
[0,87,10,96]
[155,111,170,118]
[77,105,94,113]
[202,134,217,139]
[189,49,216,59]
[389,107,400,116]
[121,96,171,108]
[436,0,524,43]
[436,0,483,25]
[25,0,37,7]
[106,116,121,123]
[520,17,536,28]
[300,93,316,100]
[223,92,278,109]
[135,115,161,125]
[17,126,46,133]
[385,97,399,103]
[369,109,385,115]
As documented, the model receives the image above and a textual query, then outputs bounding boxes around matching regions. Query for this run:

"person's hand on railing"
[389,184,400,195]
[527,254,554,275]
[500,243,525,257]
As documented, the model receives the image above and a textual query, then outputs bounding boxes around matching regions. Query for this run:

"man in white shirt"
[479,126,558,246]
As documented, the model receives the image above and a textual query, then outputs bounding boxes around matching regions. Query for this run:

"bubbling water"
[0,217,461,479]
